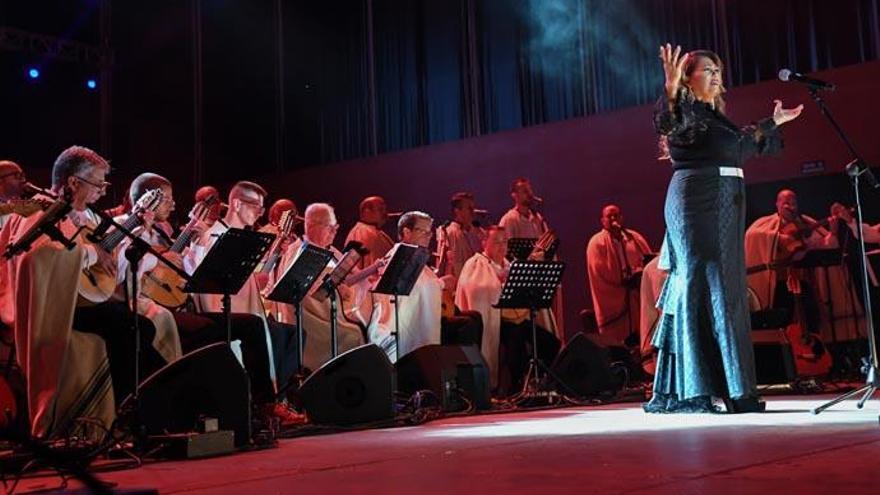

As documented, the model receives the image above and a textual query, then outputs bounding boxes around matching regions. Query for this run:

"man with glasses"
[367,211,481,362]
[4,146,166,438]
[273,203,365,372]
[184,180,304,424]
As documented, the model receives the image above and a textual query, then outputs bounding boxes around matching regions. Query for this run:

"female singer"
[645,44,803,413]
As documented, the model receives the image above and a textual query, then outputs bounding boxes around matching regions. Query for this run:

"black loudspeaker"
[126,342,251,447]
[395,344,490,411]
[550,332,621,398]
[296,344,394,425]
[751,330,798,384]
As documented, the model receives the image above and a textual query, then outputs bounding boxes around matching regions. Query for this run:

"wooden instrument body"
[78,189,165,305]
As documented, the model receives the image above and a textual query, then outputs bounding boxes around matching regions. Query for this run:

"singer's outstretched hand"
[659,43,688,99]
[772,99,804,126]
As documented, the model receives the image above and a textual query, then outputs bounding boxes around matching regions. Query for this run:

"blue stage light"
[28,68,40,79]
[86,79,97,89]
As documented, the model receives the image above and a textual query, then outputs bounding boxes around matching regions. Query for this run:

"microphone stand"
[805,89,880,422]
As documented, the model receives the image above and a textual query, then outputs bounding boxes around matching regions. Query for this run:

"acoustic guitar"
[78,188,164,304]
[783,275,833,377]
[141,195,218,308]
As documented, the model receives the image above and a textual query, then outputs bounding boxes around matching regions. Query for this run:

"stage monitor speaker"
[395,344,490,411]
[124,342,251,447]
[296,344,394,425]
[751,330,798,384]
[550,332,621,398]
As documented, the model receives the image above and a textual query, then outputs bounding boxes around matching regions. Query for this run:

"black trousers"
[266,319,303,393]
[441,310,483,348]
[173,312,280,404]
[73,301,167,405]
[500,320,561,394]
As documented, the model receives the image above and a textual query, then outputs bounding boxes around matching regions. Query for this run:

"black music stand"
[494,260,572,404]
[506,237,559,262]
[266,242,334,390]
[313,243,368,359]
[372,244,431,363]
[184,228,274,344]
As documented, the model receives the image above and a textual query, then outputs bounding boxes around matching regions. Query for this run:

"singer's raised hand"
[659,43,688,99]
[772,99,804,126]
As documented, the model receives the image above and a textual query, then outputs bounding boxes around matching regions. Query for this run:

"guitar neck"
[98,214,142,252]
[169,219,199,253]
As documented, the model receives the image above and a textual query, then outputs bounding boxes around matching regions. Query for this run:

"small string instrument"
[259,210,297,277]
[434,223,456,318]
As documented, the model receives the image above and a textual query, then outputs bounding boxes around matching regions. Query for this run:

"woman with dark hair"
[644,44,803,413]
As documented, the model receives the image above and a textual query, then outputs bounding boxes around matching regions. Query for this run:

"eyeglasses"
[74,175,111,191]
[412,226,433,236]
[237,198,265,212]
[0,171,25,181]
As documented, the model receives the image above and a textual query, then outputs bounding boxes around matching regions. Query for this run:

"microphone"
[529,196,544,206]
[611,220,630,237]
[4,196,75,258]
[778,69,835,91]
[474,208,489,216]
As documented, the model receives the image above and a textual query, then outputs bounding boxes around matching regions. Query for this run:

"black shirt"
[653,90,783,170]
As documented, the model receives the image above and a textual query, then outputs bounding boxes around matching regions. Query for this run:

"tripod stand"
[802,87,880,421]
[495,261,577,404]
[813,161,880,421]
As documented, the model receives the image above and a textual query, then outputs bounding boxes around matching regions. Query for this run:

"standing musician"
[499,177,562,338]
[437,192,486,286]
[586,204,653,347]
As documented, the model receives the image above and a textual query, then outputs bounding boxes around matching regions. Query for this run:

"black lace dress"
[645,90,783,413]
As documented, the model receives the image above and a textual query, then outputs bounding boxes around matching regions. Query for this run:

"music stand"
[506,237,559,262]
[184,228,274,344]
[266,242,334,390]
[493,260,572,403]
[313,244,367,359]
[372,244,431,363]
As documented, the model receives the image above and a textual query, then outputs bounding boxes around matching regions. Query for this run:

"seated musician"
[586,204,653,348]
[4,146,166,438]
[183,181,302,420]
[745,189,859,348]
[257,198,300,321]
[367,211,481,363]
[456,226,560,395]
[344,196,394,270]
[272,203,365,372]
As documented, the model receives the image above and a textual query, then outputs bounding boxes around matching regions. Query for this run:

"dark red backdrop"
[260,61,880,336]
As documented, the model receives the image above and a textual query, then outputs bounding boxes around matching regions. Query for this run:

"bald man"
[0,160,26,203]
[586,204,653,346]
[344,196,394,269]
[195,185,224,227]
[745,189,862,350]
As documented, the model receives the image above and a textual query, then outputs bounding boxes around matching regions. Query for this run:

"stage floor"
[14,394,880,494]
